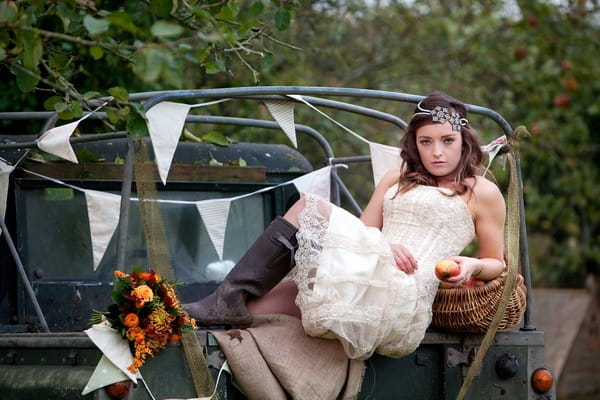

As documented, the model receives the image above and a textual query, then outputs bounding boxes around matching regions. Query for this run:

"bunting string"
[18,165,331,268]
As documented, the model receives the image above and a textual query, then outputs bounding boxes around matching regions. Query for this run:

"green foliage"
[0,0,298,131]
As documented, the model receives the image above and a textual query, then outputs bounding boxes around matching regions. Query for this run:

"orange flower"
[126,326,144,341]
[131,284,153,308]
[123,313,139,328]
[114,270,129,279]
[169,333,181,344]
[138,271,153,282]
[160,284,180,309]
[147,305,175,334]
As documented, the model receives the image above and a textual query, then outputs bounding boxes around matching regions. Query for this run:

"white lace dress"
[290,184,475,360]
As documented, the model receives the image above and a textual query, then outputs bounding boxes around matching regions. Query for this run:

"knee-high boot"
[184,216,298,327]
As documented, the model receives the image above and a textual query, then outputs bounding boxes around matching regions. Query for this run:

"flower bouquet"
[90,269,197,373]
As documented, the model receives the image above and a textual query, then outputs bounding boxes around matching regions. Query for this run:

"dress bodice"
[381,185,475,298]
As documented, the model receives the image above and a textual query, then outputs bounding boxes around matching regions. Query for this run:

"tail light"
[531,367,553,393]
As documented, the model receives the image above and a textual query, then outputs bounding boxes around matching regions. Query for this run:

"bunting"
[145,101,192,185]
[82,321,142,395]
[36,103,105,163]
[293,165,332,200]
[195,198,232,261]
[37,119,81,163]
[0,160,15,235]
[84,190,122,271]
[369,142,403,186]
[264,100,298,148]
[144,98,231,185]
[84,321,140,385]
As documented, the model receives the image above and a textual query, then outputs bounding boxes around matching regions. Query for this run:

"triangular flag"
[146,101,192,185]
[481,135,507,175]
[84,321,139,384]
[84,189,121,271]
[0,160,15,235]
[293,166,331,200]
[196,198,232,261]
[264,100,297,148]
[369,142,402,186]
[82,354,132,395]
[37,120,80,163]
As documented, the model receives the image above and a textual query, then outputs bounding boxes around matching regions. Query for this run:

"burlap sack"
[212,314,364,400]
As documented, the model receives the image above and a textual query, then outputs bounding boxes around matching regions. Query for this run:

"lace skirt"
[290,194,420,360]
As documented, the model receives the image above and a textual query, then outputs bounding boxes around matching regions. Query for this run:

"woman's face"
[415,121,463,182]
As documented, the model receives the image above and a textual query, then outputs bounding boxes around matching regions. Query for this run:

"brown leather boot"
[184,216,298,327]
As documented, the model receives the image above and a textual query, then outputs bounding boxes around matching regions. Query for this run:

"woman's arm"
[446,177,507,284]
[360,168,400,229]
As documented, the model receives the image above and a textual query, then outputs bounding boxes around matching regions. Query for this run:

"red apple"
[463,277,486,288]
[553,93,571,108]
[527,16,538,27]
[434,259,460,281]
[105,380,132,399]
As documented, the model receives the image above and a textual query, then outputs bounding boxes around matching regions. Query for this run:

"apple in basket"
[463,276,486,287]
[434,259,460,281]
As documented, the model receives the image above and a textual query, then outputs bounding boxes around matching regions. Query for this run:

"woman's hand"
[390,243,418,274]
[442,256,482,287]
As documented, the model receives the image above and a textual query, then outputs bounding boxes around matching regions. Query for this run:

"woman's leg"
[246,194,333,319]
[246,280,301,318]
[284,193,332,226]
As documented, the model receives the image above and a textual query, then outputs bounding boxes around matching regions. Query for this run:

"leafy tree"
[0,0,298,135]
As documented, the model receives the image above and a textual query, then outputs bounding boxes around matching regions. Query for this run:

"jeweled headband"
[413,101,469,132]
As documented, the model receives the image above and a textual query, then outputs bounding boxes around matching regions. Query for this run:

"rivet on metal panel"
[3,351,16,364]
[64,350,78,365]
[415,353,428,366]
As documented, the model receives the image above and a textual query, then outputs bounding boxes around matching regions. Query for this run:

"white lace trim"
[291,193,328,309]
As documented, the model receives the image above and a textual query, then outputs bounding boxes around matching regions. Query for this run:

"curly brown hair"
[397,91,483,196]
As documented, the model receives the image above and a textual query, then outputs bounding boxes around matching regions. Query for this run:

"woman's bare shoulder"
[471,175,505,207]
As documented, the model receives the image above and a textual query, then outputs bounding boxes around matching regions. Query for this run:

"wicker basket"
[431,274,527,333]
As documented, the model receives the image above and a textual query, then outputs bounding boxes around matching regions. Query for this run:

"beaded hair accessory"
[413,100,469,132]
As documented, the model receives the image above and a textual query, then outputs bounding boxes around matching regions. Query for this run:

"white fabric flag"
[196,198,232,261]
[84,321,139,384]
[37,120,81,163]
[146,101,192,185]
[0,160,15,235]
[82,354,132,395]
[293,166,332,200]
[369,142,403,187]
[481,135,507,175]
[264,100,297,148]
[84,189,121,271]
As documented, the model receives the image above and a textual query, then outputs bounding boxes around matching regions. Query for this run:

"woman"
[184,91,506,360]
